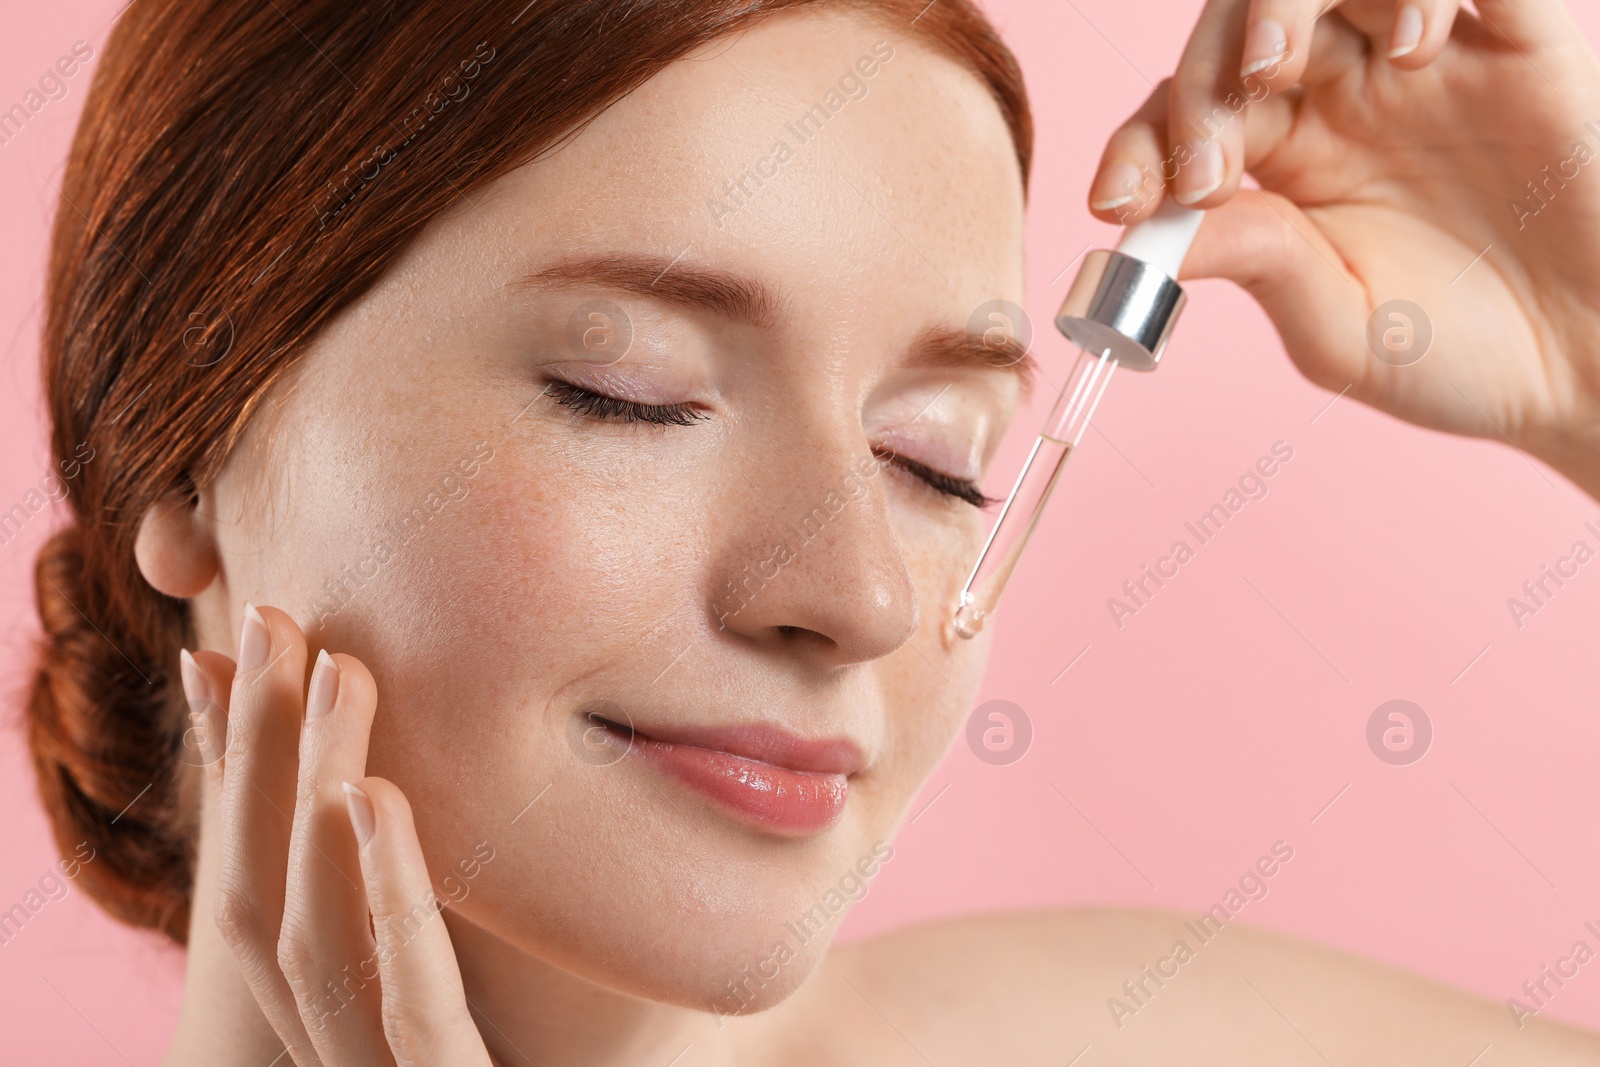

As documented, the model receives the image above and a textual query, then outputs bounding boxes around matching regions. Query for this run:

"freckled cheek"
[348,457,711,811]
[449,461,701,639]
[893,501,986,623]
[879,521,988,768]
[866,632,984,819]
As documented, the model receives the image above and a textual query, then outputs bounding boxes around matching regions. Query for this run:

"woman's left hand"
[1088,0,1600,497]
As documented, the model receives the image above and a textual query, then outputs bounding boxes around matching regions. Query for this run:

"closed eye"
[544,380,707,426]
[872,446,997,509]
[543,382,991,508]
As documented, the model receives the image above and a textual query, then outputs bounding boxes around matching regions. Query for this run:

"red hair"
[28,0,1032,943]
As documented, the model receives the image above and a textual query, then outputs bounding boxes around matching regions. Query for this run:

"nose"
[710,440,920,667]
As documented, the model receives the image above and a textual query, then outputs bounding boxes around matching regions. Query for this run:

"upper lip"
[595,715,868,776]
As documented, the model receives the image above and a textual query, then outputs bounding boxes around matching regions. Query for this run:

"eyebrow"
[906,322,1038,398]
[511,253,1038,393]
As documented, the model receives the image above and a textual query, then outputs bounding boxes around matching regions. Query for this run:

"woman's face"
[202,7,1026,1012]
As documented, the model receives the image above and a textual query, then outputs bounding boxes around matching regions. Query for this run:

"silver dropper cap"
[1053,199,1204,373]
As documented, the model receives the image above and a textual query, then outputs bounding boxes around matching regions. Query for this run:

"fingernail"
[1174,139,1224,205]
[238,602,269,673]
[1090,160,1146,211]
[1388,4,1424,58]
[343,781,375,847]
[1241,18,1288,77]
[306,649,340,721]
[179,647,208,707]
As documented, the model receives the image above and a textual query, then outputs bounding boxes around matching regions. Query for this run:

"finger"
[1089,77,1302,227]
[1363,0,1465,68]
[1088,80,1172,223]
[1239,0,1319,87]
[1088,0,1321,223]
[346,777,492,1067]
[213,603,320,1065]
[179,647,237,895]
[179,647,235,789]
[281,652,395,1063]
[1331,0,1463,65]
[1236,3,1374,92]
[1300,9,1374,88]
[1168,0,1256,208]
[1180,189,1371,395]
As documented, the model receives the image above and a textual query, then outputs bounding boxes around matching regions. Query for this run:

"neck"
[446,912,768,1066]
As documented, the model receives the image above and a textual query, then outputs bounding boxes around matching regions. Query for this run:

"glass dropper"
[950,198,1205,640]
[952,345,1117,638]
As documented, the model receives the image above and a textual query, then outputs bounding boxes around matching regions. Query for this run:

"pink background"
[5,0,1600,1059]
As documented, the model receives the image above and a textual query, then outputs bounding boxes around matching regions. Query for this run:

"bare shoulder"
[779,907,1600,1066]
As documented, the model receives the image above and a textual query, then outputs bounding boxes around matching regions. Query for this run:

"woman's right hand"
[178,604,495,1066]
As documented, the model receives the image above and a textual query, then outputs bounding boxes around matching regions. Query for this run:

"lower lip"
[620,729,849,836]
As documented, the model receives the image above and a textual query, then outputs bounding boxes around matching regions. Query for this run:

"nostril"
[774,624,832,643]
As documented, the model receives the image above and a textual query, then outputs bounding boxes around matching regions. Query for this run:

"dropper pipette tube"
[948,198,1204,640]
[952,345,1118,639]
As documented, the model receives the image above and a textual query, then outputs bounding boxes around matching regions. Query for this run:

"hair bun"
[27,523,192,943]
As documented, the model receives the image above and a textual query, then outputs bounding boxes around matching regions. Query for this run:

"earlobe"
[133,488,220,599]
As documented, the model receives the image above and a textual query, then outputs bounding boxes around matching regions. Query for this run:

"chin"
[432,752,896,1013]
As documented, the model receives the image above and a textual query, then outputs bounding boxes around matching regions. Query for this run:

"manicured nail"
[1174,139,1223,205]
[238,603,270,673]
[306,649,340,721]
[1388,4,1424,58]
[343,781,375,847]
[1241,18,1288,77]
[1090,159,1147,211]
[179,647,208,707]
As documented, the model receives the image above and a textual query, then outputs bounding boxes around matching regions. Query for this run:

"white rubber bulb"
[1113,198,1205,280]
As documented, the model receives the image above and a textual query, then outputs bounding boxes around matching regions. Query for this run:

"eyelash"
[545,380,707,426]
[874,447,997,509]
[545,380,994,508]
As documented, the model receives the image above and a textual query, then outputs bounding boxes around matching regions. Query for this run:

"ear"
[134,485,220,599]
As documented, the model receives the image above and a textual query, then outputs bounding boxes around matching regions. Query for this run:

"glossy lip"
[593,715,865,837]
